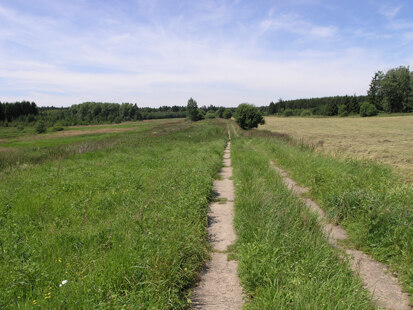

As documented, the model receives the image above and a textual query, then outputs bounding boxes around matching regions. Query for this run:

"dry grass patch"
[261,116,413,179]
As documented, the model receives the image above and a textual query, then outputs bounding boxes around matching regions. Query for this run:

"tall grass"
[231,137,376,309]
[0,120,181,171]
[0,120,227,309]
[251,134,413,299]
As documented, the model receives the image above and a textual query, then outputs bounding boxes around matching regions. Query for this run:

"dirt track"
[192,140,243,309]
[271,161,411,310]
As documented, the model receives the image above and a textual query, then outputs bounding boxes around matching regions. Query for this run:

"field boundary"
[270,160,411,310]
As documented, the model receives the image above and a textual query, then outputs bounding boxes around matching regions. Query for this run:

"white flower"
[59,280,68,287]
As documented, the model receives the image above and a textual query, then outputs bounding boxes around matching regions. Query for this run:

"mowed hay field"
[260,115,413,179]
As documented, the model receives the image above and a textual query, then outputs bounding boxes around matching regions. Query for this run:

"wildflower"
[58,258,62,263]
[59,280,68,287]
[33,300,37,304]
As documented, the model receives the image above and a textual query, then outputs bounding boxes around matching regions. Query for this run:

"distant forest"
[268,65,413,117]
[0,101,235,128]
[268,95,367,116]
[1,66,412,128]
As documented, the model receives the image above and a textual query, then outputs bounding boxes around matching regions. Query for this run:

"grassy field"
[245,130,413,301]
[1,117,410,308]
[260,116,413,179]
[231,135,376,309]
[0,119,184,170]
[0,119,227,308]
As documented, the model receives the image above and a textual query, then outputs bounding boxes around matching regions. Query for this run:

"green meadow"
[239,130,413,302]
[0,118,411,309]
[0,119,227,308]
[230,134,376,309]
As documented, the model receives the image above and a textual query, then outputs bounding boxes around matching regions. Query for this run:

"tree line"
[0,101,38,122]
[267,65,413,117]
[186,98,233,121]
[267,95,367,117]
[0,102,189,127]
[0,100,239,133]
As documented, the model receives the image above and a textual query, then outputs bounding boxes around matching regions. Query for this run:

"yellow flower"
[33,300,37,304]
[58,258,62,263]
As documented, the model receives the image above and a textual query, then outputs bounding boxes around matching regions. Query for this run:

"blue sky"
[1,0,412,107]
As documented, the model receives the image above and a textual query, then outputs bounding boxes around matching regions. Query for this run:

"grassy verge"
[249,132,413,299]
[0,120,227,309]
[231,137,376,309]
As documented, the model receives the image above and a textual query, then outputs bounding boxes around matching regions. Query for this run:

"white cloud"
[379,5,401,19]
[260,13,337,39]
[0,1,407,107]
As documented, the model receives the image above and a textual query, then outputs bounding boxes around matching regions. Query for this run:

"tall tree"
[381,66,411,113]
[325,101,338,116]
[268,102,276,115]
[367,71,384,110]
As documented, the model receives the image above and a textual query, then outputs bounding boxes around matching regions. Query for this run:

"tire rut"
[270,160,411,310]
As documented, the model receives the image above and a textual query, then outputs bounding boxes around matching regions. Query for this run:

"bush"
[197,109,205,120]
[283,109,293,117]
[338,104,348,117]
[300,110,311,117]
[234,103,265,130]
[187,98,204,121]
[52,126,64,132]
[217,107,225,118]
[35,121,46,134]
[360,102,378,117]
[205,111,216,119]
[223,109,232,119]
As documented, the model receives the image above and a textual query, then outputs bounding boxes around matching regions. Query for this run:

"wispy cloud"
[0,0,412,107]
[378,5,402,19]
[260,13,337,39]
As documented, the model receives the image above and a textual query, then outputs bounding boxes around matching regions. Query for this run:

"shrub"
[217,107,225,118]
[35,121,46,134]
[187,98,202,121]
[205,111,216,119]
[283,109,294,117]
[197,109,205,120]
[223,109,232,119]
[360,102,378,117]
[300,110,311,117]
[52,126,64,132]
[234,103,265,130]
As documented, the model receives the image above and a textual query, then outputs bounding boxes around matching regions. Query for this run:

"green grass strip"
[0,120,226,309]
[231,137,376,309]
[249,133,413,299]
